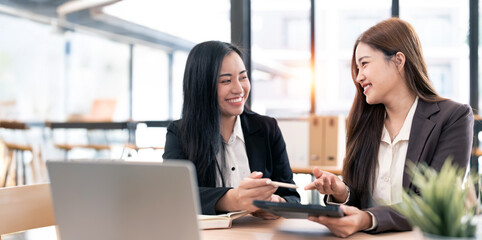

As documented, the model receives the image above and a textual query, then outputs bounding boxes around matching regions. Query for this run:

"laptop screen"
[47,160,201,240]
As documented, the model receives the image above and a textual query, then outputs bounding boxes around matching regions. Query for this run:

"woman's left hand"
[308,205,372,238]
[251,194,286,220]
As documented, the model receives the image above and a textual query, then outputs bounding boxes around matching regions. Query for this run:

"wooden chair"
[0,121,45,187]
[54,143,111,159]
[0,184,56,240]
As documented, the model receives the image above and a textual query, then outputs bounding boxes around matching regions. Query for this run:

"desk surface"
[5,216,423,240]
[203,216,422,240]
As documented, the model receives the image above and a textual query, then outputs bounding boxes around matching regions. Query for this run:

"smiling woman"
[162,41,300,217]
[217,52,251,139]
[305,18,474,237]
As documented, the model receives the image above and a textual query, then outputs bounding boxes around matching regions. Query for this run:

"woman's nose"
[231,80,243,94]
[355,72,364,83]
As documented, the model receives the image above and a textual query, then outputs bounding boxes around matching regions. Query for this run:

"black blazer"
[344,98,474,233]
[163,110,300,214]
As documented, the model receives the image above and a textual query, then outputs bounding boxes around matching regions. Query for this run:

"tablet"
[253,200,344,219]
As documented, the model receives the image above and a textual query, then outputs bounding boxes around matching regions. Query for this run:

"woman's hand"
[216,171,278,213]
[252,194,286,220]
[308,205,373,238]
[304,167,348,203]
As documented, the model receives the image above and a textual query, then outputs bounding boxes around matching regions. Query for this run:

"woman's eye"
[361,62,368,67]
[220,79,231,84]
[240,76,248,81]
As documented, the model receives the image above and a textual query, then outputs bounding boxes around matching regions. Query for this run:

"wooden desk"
[5,216,423,240]
[203,215,423,239]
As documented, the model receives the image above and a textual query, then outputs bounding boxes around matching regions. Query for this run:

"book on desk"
[198,210,249,229]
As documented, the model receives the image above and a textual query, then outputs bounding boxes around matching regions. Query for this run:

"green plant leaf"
[391,158,476,238]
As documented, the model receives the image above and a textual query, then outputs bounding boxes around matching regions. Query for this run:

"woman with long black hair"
[163,41,300,218]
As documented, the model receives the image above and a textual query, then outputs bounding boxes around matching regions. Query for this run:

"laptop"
[47,160,201,240]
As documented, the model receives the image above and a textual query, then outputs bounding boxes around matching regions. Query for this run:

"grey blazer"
[345,98,474,233]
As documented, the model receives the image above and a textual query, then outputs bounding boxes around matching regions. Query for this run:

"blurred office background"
[0,0,473,121]
[0,0,479,196]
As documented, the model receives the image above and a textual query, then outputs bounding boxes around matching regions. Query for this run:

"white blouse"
[372,97,418,206]
[215,115,251,188]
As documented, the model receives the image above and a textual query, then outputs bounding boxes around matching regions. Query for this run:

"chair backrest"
[0,121,29,130]
[0,184,55,238]
[0,120,30,146]
[84,99,117,122]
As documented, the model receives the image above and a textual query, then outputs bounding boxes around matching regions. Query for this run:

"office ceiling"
[0,0,67,18]
[0,0,194,51]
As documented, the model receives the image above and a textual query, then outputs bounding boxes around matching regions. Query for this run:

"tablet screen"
[253,200,344,219]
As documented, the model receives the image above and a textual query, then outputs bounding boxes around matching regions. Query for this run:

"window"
[172,51,189,120]
[400,0,470,104]
[105,0,231,120]
[68,32,130,121]
[0,14,64,121]
[104,0,231,43]
[132,45,169,120]
[314,1,390,115]
[251,0,311,117]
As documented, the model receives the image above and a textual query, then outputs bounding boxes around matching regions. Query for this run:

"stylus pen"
[266,180,298,189]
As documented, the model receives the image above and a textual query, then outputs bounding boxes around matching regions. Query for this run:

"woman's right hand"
[304,167,348,203]
[217,171,278,212]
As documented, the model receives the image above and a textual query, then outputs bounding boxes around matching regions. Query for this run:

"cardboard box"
[309,115,324,166]
[309,115,345,168]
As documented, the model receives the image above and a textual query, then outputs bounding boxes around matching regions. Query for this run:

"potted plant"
[392,159,478,239]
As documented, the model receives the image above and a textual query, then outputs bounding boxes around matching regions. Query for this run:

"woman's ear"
[394,52,406,71]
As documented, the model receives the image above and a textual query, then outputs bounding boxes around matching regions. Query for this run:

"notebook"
[198,210,249,229]
[47,160,201,240]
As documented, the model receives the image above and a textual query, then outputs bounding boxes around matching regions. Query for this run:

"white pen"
[265,180,298,189]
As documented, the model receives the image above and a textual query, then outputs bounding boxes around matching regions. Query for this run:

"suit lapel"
[240,112,265,171]
[403,99,439,188]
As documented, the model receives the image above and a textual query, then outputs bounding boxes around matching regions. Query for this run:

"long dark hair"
[179,41,244,187]
[344,18,445,205]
